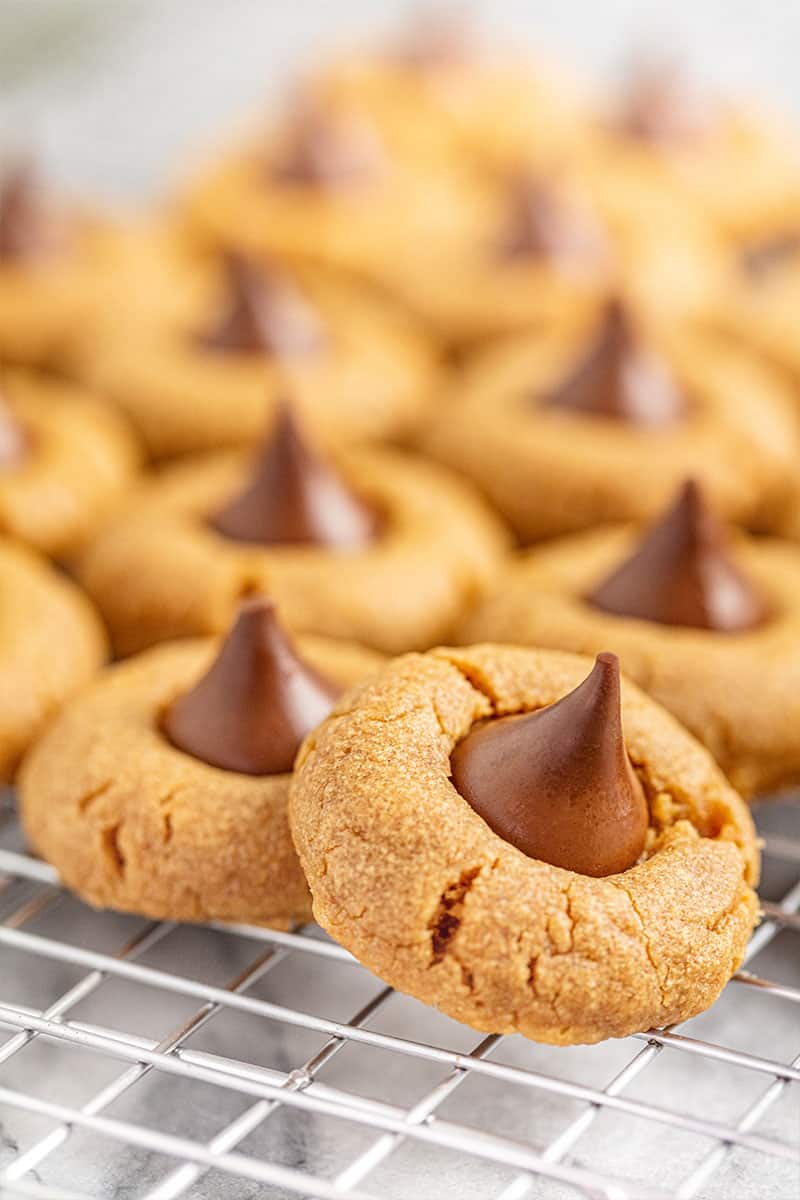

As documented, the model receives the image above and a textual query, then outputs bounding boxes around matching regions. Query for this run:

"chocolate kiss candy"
[588,480,767,631]
[0,393,27,468]
[495,176,607,267]
[211,404,378,549]
[0,162,65,263]
[390,11,475,71]
[617,65,711,147]
[199,253,325,356]
[740,231,800,280]
[542,301,686,427]
[451,653,648,877]
[270,107,382,188]
[163,598,341,776]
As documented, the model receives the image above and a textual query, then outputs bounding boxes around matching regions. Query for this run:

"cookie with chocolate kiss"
[423,311,797,541]
[0,162,111,369]
[78,407,507,656]
[77,226,437,460]
[462,482,800,796]
[375,174,613,351]
[20,599,382,925]
[290,643,758,1044]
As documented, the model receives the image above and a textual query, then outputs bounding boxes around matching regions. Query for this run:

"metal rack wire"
[0,791,798,1200]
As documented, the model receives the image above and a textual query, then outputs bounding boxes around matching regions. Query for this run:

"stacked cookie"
[10,14,800,1045]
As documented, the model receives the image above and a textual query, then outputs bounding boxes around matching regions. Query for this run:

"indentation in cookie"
[587,479,768,631]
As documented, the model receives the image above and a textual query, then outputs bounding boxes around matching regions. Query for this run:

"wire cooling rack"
[0,789,797,1200]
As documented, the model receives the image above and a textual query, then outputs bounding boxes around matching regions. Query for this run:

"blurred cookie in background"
[0,365,140,560]
[74,221,438,460]
[78,404,509,656]
[423,300,799,541]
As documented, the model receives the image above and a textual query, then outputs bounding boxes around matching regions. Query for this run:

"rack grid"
[0,790,797,1200]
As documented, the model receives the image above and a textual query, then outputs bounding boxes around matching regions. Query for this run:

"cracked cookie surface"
[289,644,759,1044]
[77,445,508,656]
[461,528,800,797]
[19,633,382,925]
[0,538,106,782]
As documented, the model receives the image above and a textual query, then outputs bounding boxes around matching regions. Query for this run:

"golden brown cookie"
[75,226,437,460]
[20,600,382,925]
[379,165,724,351]
[0,537,106,781]
[423,303,798,541]
[78,409,508,656]
[586,65,800,240]
[315,15,588,173]
[0,367,140,559]
[375,172,613,351]
[462,483,800,797]
[0,163,117,370]
[179,95,480,291]
[289,643,758,1045]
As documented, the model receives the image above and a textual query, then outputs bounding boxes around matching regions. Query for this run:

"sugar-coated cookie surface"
[290,645,759,1045]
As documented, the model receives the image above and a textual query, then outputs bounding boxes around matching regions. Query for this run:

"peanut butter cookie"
[289,644,758,1045]
[0,162,117,370]
[20,599,382,926]
[78,407,508,656]
[587,65,800,239]
[463,482,800,796]
[77,229,437,461]
[423,302,798,541]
